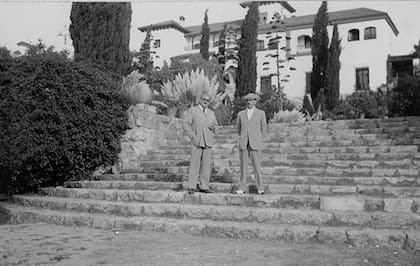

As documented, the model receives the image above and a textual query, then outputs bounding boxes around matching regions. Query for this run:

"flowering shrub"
[346,90,387,118]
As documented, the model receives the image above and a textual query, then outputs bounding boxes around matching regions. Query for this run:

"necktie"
[203,108,206,113]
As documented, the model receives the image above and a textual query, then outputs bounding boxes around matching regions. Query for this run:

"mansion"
[138,2,399,100]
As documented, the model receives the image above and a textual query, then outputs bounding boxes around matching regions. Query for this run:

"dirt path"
[0,223,419,266]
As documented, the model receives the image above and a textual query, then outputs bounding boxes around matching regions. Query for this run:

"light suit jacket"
[236,108,267,151]
[183,105,218,148]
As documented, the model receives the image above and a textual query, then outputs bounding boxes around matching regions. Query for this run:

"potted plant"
[120,70,152,104]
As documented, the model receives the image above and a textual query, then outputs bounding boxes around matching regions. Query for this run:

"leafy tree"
[200,9,210,61]
[0,46,11,59]
[69,2,132,75]
[310,1,329,106]
[137,26,153,73]
[325,24,341,110]
[236,2,259,97]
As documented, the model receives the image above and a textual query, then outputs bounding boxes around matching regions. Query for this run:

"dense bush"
[346,90,387,118]
[0,53,129,195]
[388,76,420,116]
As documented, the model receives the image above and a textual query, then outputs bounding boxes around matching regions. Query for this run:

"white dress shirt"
[247,107,255,120]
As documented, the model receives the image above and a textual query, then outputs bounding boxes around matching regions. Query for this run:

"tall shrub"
[200,9,210,61]
[236,2,259,97]
[69,2,132,75]
[325,24,341,110]
[217,23,227,66]
[311,1,329,105]
[0,53,129,195]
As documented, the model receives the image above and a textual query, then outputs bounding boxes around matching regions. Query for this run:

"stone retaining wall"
[119,104,186,173]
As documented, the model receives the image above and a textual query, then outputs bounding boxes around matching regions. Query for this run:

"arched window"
[364,27,376,40]
[348,29,360,41]
[297,35,312,49]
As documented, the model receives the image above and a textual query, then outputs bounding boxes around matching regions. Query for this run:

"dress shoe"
[187,188,197,194]
[234,189,245,194]
[199,188,214,193]
[257,189,265,195]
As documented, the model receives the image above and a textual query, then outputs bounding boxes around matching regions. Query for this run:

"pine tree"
[236,2,259,97]
[310,1,329,105]
[69,2,132,75]
[200,9,210,61]
[138,26,153,74]
[325,24,341,110]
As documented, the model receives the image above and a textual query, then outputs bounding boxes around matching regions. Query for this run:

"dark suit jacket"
[183,105,218,148]
[236,108,267,151]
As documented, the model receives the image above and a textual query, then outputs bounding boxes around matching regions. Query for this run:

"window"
[256,40,264,51]
[260,76,272,93]
[364,27,376,40]
[259,12,267,24]
[153,39,160,48]
[297,35,312,50]
[348,29,360,41]
[356,68,369,90]
[193,43,200,50]
[268,40,278,50]
[305,72,312,94]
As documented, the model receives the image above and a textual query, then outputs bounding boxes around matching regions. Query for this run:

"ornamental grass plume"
[271,109,305,123]
[161,68,219,108]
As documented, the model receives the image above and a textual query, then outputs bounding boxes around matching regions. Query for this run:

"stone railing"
[118,104,186,173]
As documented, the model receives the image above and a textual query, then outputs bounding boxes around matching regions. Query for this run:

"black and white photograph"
[1,1,420,265]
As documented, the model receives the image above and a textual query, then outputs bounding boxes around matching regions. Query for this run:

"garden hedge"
[0,53,129,195]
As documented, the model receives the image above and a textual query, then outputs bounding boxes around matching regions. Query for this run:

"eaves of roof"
[138,20,190,34]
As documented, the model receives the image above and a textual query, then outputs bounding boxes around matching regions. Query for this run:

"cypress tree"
[325,24,341,110]
[310,1,329,105]
[236,2,259,97]
[217,23,227,66]
[69,2,132,75]
[200,9,210,61]
[138,26,153,74]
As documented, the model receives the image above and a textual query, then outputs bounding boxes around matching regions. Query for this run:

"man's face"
[199,95,210,108]
[246,98,257,109]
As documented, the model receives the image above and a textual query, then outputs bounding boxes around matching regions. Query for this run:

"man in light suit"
[183,93,218,194]
[235,93,267,194]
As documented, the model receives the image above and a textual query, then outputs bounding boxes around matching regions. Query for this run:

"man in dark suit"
[183,93,218,194]
[235,93,267,194]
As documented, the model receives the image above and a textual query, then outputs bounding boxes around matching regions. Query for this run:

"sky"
[0,1,419,56]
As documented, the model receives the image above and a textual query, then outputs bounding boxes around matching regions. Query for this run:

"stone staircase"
[3,116,420,248]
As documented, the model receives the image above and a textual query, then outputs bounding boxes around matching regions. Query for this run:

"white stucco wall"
[282,19,397,98]
[151,28,188,68]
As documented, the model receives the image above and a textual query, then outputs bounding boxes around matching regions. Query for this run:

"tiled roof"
[138,20,190,34]
[181,7,399,36]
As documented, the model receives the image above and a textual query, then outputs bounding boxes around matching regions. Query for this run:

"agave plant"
[160,68,219,108]
[120,70,152,105]
[271,109,305,123]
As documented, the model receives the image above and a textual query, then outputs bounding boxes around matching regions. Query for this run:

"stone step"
[139,158,420,170]
[5,203,420,247]
[140,152,420,162]
[147,145,419,155]
[95,174,419,187]
[137,165,419,178]
[166,137,420,147]
[215,124,420,135]
[9,195,420,230]
[40,185,420,211]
